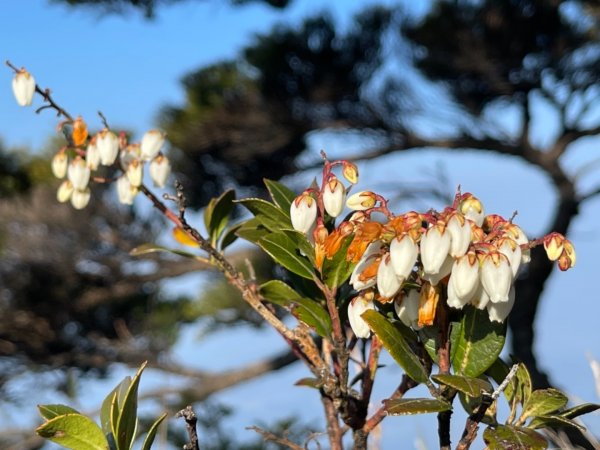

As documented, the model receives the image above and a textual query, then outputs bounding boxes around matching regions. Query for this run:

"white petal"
[481,253,513,303]
[12,70,36,106]
[395,290,421,330]
[290,195,317,234]
[348,297,375,338]
[420,225,451,275]
[377,255,402,298]
[140,129,166,161]
[487,286,515,322]
[447,215,471,258]
[390,234,418,279]
[422,254,454,286]
[71,188,91,210]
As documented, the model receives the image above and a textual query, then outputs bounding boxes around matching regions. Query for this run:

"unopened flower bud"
[71,188,91,210]
[67,157,91,190]
[51,151,68,179]
[97,129,120,165]
[140,129,166,161]
[377,254,402,299]
[116,175,137,205]
[420,223,451,275]
[342,161,359,184]
[12,68,35,106]
[481,251,513,303]
[126,159,143,187]
[290,193,317,234]
[395,290,421,329]
[57,180,73,203]
[389,234,418,280]
[149,154,171,188]
[348,295,375,338]
[543,233,564,261]
[557,239,576,271]
[459,194,485,227]
[346,191,376,211]
[323,176,345,217]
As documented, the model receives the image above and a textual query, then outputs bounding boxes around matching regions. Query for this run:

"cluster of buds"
[291,158,576,339]
[11,67,172,209]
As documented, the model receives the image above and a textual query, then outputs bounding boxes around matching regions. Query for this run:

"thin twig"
[247,426,305,450]
[176,406,200,450]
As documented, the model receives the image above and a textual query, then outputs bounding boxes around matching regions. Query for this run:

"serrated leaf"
[264,179,296,214]
[431,374,492,398]
[294,377,324,389]
[257,232,315,280]
[130,243,204,260]
[321,234,355,288]
[235,198,291,231]
[384,398,451,415]
[259,280,302,305]
[36,414,109,450]
[140,412,168,450]
[235,218,270,244]
[361,310,429,384]
[528,414,585,432]
[292,298,332,337]
[483,425,547,450]
[38,404,81,420]
[115,362,147,450]
[520,389,568,422]
[205,189,236,245]
[452,306,506,377]
[561,403,600,420]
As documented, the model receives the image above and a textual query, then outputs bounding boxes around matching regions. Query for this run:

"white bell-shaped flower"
[71,188,91,210]
[120,144,141,168]
[395,290,421,330]
[505,223,530,264]
[481,251,513,303]
[149,154,171,188]
[447,252,480,309]
[51,152,68,179]
[420,223,451,275]
[116,175,137,205]
[86,140,100,171]
[389,234,418,280]
[126,159,143,187]
[497,237,521,278]
[67,157,91,190]
[97,129,120,165]
[459,195,485,227]
[447,213,471,258]
[487,286,515,323]
[350,241,382,291]
[57,180,74,203]
[323,176,345,218]
[470,284,490,310]
[12,69,36,106]
[422,254,454,286]
[346,191,376,211]
[290,193,317,234]
[377,254,402,298]
[140,129,166,161]
[348,295,375,338]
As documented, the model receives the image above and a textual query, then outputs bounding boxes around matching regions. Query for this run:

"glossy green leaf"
[235,218,270,244]
[204,189,236,245]
[452,306,506,377]
[100,386,118,437]
[361,310,429,384]
[483,425,547,450]
[115,362,147,450]
[38,404,81,420]
[264,179,296,214]
[292,297,332,337]
[257,232,315,280]
[421,321,461,364]
[528,414,585,432]
[561,403,600,420]
[235,198,291,231]
[431,374,492,398]
[520,388,568,421]
[321,234,355,288]
[36,414,109,450]
[130,243,203,260]
[259,280,302,305]
[294,377,324,389]
[515,363,533,406]
[384,398,452,415]
[219,223,241,250]
[140,412,168,450]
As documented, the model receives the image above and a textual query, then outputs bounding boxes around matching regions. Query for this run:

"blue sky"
[1,0,599,448]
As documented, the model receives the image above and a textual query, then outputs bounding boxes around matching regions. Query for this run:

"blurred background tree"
[2,0,600,448]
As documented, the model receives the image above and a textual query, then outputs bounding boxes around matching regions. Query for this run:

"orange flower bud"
[418,282,440,327]
[72,116,89,147]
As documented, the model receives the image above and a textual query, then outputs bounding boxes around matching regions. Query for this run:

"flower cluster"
[11,67,171,209]
[290,158,576,339]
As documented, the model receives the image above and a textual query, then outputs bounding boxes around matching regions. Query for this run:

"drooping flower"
[140,129,166,161]
[480,251,513,303]
[543,233,564,261]
[346,191,376,211]
[389,234,418,280]
[71,188,91,210]
[96,129,120,166]
[12,68,36,106]
[290,193,317,234]
[51,151,68,179]
[348,294,375,338]
[418,282,440,327]
[67,156,91,190]
[323,176,345,217]
[504,223,530,264]
[423,255,454,287]
[342,161,359,184]
[447,213,471,258]
[420,222,451,275]
[116,175,137,205]
[126,159,143,187]
[447,251,480,309]
[496,237,521,278]
[377,253,402,299]
[149,154,171,188]
[395,289,421,330]
[86,138,100,171]
[459,194,485,227]
[487,286,515,323]
[57,180,73,203]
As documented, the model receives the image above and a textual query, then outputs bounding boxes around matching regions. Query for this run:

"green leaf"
[204,189,236,245]
[361,310,429,384]
[483,425,547,450]
[264,179,296,214]
[520,388,568,422]
[36,414,109,450]
[384,398,452,415]
[100,386,118,437]
[420,321,461,364]
[321,234,355,288]
[292,298,332,337]
[130,243,203,260]
[528,415,585,432]
[235,198,291,231]
[259,280,302,305]
[560,403,600,420]
[452,306,506,377]
[140,412,168,450]
[235,218,271,244]
[115,362,147,450]
[431,374,493,398]
[515,363,533,406]
[220,223,241,250]
[38,404,81,420]
[294,377,325,389]
[257,232,315,280]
